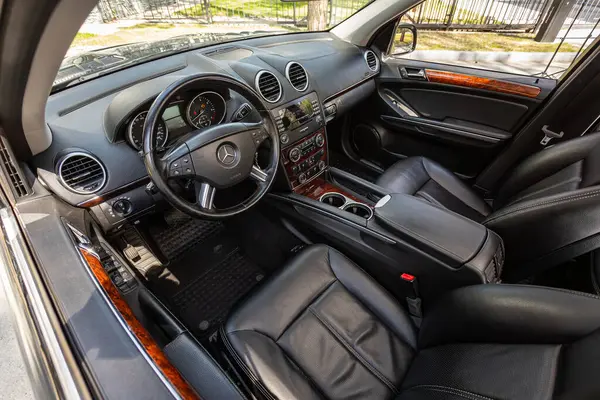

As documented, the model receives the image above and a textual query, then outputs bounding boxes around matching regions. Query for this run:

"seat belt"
[400,273,422,327]
[539,125,564,146]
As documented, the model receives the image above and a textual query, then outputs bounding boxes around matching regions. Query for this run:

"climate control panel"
[282,128,327,189]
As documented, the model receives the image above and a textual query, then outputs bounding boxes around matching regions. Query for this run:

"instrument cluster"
[126,91,227,151]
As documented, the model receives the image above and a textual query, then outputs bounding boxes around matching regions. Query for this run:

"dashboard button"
[298,173,307,184]
[289,147,301,162]
[280,133,289,145]
[315,133,325,147]
[112,199,133,217]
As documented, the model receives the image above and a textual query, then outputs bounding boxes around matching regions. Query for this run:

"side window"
[390,0,600,78]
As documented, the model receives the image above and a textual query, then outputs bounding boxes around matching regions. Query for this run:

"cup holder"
[342,203,373,219]
[320,193,346,208]
[319,192,373,219]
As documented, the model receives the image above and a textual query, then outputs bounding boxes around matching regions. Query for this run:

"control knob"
[298,173,307,184]
[318,160,327,171]
[289,147,301,163]
[112,199,133,217]
[315,133,325,148]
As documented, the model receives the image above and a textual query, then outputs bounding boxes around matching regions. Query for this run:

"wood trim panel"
[77,177,150,207]
[79,248,200,400]
[425,69,541,98]
[295,176,367,204]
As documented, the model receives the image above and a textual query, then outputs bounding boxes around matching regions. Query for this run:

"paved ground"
[0,285,34,400]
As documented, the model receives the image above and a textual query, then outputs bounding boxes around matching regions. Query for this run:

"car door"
[347,25,558,180]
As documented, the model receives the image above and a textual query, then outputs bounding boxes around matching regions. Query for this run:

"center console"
[272,92,329,190]
[270,164,504,306]
[274,92,374,221]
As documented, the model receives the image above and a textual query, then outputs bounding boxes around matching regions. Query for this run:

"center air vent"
[365,50,379,72]
[58,152,106,195]
[255,71,282,103]
[286,62,308,92]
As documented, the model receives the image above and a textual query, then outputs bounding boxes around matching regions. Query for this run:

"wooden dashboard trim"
[79,248,200,399]
[425,69,541,99]
[77,177,150,207]
[295,176,367,204]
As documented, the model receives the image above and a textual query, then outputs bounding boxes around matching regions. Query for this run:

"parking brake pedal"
[123,244,141,263]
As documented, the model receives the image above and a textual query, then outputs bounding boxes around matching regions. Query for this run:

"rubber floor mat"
[147,217,224,261]
[171,246,263,339]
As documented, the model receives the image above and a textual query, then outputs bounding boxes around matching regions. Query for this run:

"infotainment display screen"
[278,98,314,130]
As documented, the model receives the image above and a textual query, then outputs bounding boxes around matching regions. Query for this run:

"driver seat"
[223,245,600,400]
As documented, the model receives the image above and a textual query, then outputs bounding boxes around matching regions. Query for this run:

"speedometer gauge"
[127,111,168,151]
[186,91,226,129]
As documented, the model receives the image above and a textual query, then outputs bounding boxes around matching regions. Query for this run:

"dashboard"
[34,31,379,229]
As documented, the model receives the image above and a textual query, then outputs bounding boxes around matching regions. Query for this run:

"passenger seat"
[376,132,600,279]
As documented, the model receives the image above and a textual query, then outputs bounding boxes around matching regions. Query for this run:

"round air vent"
[286,62,308,92]
[57,152,107,194]
[364,50,379,72]
[255,70,282,103]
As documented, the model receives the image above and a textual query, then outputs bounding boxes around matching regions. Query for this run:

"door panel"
[348,58,557,179]
[398,88,528,132]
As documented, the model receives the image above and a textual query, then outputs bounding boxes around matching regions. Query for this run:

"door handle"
[400,67,426,80]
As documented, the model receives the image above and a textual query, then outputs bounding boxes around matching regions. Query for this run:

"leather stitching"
[416,191,445,208]
[224,327,330,400]
[403,384,499,400]
[528,285,600,300]
[484,189,600,224]
[274,278,337,342]
[377,212,464,259]
[220,327,277,400]
[505,176,582,207]
[307,306,400,394]
[327,249,418,350]
[421,157,489,216]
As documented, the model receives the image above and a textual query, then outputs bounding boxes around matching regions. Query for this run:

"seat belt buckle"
[540,125,564,146]
[400,273,422,322]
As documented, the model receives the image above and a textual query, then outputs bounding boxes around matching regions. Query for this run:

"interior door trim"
[425,69,542,99]
[381,115,510,143]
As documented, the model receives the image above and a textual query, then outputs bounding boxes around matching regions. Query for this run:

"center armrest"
[369,194,504,285]
[373,194,488,266]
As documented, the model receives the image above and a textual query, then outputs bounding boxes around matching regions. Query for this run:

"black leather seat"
[376,133,600,275]
[223,245,600,400]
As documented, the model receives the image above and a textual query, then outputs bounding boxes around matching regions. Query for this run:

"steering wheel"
[143,73,280,219]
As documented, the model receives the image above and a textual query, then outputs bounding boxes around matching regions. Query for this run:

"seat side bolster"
[224,330,323,400]
[418,285,600,348]
[494,133,600,208]
[484,186,600,271]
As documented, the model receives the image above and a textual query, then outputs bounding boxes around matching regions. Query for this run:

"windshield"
[54,0,372,91]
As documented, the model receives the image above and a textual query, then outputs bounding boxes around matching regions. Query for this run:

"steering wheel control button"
[234,103,252,121]
[216,143,239,167]
[170,155,195,177]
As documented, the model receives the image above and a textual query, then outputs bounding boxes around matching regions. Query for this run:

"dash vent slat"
[255,71,282,103]
[58,153,106,194]
[286,62,308,91]
[365,50,378,72]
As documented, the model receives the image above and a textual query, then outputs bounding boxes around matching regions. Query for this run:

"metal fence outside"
[406,0,550,31]
[95,0,370,26]
[94,0,555,31]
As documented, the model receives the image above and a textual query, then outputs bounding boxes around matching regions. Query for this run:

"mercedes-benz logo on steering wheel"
[217,143,239,166]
